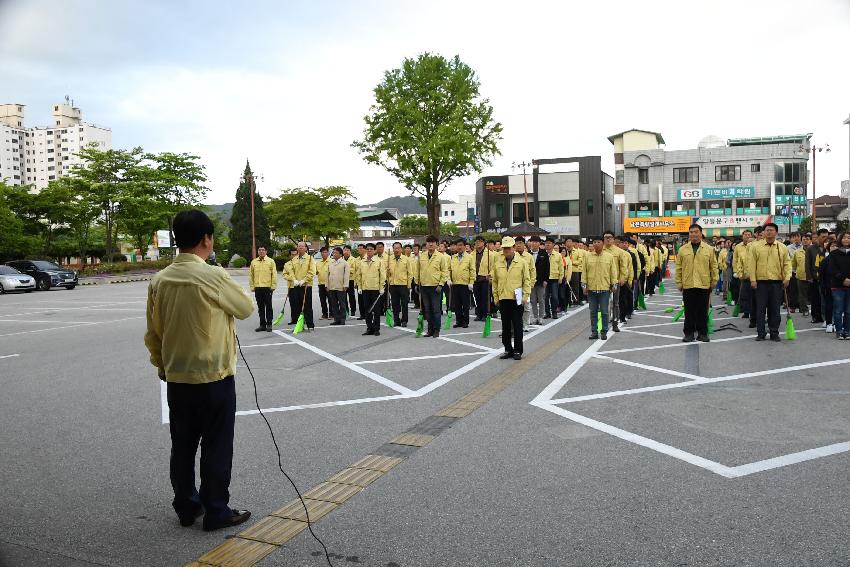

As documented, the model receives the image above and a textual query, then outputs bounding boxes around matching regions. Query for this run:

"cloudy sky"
[1,0,848,205]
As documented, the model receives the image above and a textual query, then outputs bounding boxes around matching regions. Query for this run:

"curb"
[79,276,153,286]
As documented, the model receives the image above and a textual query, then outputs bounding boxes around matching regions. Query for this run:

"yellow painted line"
[189,318,587,566]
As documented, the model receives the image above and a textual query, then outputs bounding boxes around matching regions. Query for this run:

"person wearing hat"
[582,236,617,340]
[675,224,718,342]
[491,236,531,360]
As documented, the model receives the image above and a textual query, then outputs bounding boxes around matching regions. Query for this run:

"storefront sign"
[484,180,508,193]
[678,187,755,200]
[624,216,692,233]
[695,215,769,228]
[775,194,807,205]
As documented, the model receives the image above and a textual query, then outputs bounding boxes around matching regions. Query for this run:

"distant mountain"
[362,195,454,215]
[206,203,234,226]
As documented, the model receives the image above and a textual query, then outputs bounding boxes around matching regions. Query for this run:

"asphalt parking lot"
[2,275,849,567]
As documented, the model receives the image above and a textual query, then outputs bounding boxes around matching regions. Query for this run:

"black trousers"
[473,279,489,319]
[390,285,409,324]
[682,287,710,336]
[620,283,633,320]
[810,279,823,321]
[755,280,783,336]
[788,277,799,310]
[287,288,296,322]
[318,284,329,317]
[254,287,273,327]
[451,284,471,326]
[421,286,442,333]
[411,280,420,308]
[290,286,314,328]
[329,289,347,323]
[347,280,357,316]
[499,299,524,354]
[167,376,235,526]
[362,289,380,332]
[569,272,583,305]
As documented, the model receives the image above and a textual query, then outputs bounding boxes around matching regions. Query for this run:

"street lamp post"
[512,160,532,224]
[800,142,830,231]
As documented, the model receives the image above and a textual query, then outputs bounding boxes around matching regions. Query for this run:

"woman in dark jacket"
[829,232,850,339]
[819,239,837,333]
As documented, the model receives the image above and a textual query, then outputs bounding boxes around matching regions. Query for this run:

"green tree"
[43,177,102,264]
[0,181,37,261]
[266,186,359,246]
[398,215,458,236]
[145,151,208,246]
[798,215,812,234]
[229,161,272,259]
[353,53,502,236]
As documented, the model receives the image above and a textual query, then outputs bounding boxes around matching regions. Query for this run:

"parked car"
[5,260,79,291]
[0,265,36,293]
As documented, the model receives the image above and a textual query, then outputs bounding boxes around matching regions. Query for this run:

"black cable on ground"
[235,333,335,567]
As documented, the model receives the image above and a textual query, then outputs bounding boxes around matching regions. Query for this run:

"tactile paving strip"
[238,516,308,545]
[271,498,338,522]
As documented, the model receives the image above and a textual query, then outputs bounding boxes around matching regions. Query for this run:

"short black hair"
[474,235,486,243]
[817,228,829,236]
[320,246,328,252]
[529,236,541,243]
[333,246,343,255]
[425,235,438,243]
[514,236,525,244]
[602,230,615,238]
[366,243,375,249]
[392,241,402,248]
[413,243,420,249]
[173,209,214,249]
[790,231,800,238]
[403,244,412,249]
[591,235,603,242]
[454,238,466,246]
[763,222,778,231]
[754,226,764,234]
[357,243,366,248]
[343,245,352,251]
[689,223,703,232]
[376,241,385,247]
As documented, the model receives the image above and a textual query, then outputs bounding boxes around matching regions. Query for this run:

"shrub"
[273,256,287,272]
[77,259,172,277]
[231,256,247,268]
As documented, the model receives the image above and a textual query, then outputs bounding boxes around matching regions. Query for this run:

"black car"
[5,260,79,291]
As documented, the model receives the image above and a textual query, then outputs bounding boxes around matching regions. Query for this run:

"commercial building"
[0,100,111,189]
[609,129,812,237]
[476,156,614,238]
[440,193,476,225]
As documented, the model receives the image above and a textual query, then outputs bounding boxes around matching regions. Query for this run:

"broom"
[780,249,796,340]
[482,280,492,338]
[271,294,290,327]
[725,288,734,306]
[672,303,685,322]
[658,280,666,295]
[637,276,647,310]
[707,294,715,335]
[597,311,602,333]
[384,283,394,328]
[292,284,308,334]
[443,283,453,330]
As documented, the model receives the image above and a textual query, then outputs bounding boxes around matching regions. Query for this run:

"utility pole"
[800,141,830,231]
[242,166,264,259]
[512,160,532,224]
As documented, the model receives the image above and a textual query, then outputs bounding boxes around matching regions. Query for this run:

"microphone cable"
[235,333,335,567]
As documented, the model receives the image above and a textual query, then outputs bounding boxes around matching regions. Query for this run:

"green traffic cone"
[732,303,741,317]
[658,281,666,295]
[415,313,424,337]
[293,313,305,335]
[785,315,797,340]
[707,306,714,335]
[482,314,492,338]
[597,311,602,333]
[385,308,394,328]
[443,310,453,330]
[637,291,647,310]
[672,304,685,322]
[725,289,733,305]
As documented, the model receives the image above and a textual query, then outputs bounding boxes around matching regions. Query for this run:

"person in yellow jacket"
[290,241,317,331]
[582,236,617,340]
[357,242,386,336]
[418,235,450,337]
[316,246,331,320]
[544,239,564,319]
[248,246,277,332]
[791,235,810,316]
[747,222,792,341]
[675,224,719,342]
[472,236,496,321]
[566,238,585,305]
[733,230,755,325]
[282,248,298,324]
[387,241,414,327]
[342,245,358,319]
[603,231,626,332]
[491,236,531,360]
[449,238,476,328]
[514,237,536,330]
[717,241,730,297]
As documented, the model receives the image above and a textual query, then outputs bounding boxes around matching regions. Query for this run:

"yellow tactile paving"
[388,433,434,447]
[435,406,474,418]
[350,454,404,472]
[328,467,385,487]
[196,537,277,567]
[303,481,363,504]
[270,498,339,523]
[237,516,307,545]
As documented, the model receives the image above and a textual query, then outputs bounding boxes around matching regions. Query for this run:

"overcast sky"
[1,0,848,205]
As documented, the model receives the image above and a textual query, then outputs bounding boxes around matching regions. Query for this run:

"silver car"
[0,265,36,293]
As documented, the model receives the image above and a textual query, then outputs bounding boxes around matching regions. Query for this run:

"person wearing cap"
[582,236,617,340]
[675,224,718,342]
[418,235,450,337]
[449,238,475,328]
[491,236,531,360]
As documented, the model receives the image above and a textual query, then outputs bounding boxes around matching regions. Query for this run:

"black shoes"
[612,323,620,333]
[362,330,375,336]
[748,321,757,328]
[432,330,439,338]
[600,332,608,340]
[499,352,515,359]
[696,334,709,342]
[203,509,251,532]
[513,353,522,360]
[682,335,695,343]
[178,507,204,527]
[770,334,781,342]
[589,333,599,340]
[755,335,766,341]
[255,326,265,332]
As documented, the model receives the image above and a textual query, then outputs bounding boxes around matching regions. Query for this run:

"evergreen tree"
[229,160,272,259]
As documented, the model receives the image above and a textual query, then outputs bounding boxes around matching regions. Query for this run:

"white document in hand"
[514,287,522,305]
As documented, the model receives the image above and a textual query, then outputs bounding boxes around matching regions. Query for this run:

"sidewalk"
[78,267,249,286]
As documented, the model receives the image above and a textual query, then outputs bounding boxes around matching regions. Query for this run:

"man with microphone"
[144,210,254,531]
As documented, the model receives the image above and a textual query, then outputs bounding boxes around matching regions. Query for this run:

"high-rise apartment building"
[0,100,112,189]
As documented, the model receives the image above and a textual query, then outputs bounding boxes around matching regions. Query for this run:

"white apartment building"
[0,101,112,189]
[440,193,477,224]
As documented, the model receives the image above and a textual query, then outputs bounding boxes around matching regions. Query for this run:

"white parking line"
[599,327,821,355]
[625,317,737,330]
[239,342,296,349]
[353,352,484,365]
[0,354,20,360]
[620,328,683,340]
[593,354,705,381]
[0,316,145,338]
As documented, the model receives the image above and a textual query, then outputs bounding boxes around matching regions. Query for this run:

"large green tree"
[353,53,502,236]
[229,161,272,259]
[266,186,360,246]
[145,151,208,248]
[398,215,458,236]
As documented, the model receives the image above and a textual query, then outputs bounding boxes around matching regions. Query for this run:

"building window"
[489,202,504,220]
[615,170,624,184]
[47,157,54,162]
[715,165,741,181]
[737,198,770,214]
[48,175,55,180]
[47,148,54,153]
[673,167,699,183]
[700,199,733,216]
[539,200,579,217]
[629,202,659,217]
[512,203,534,223]
[638,168,649,184]
[751,164,760,172]
[587,199,594,214]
